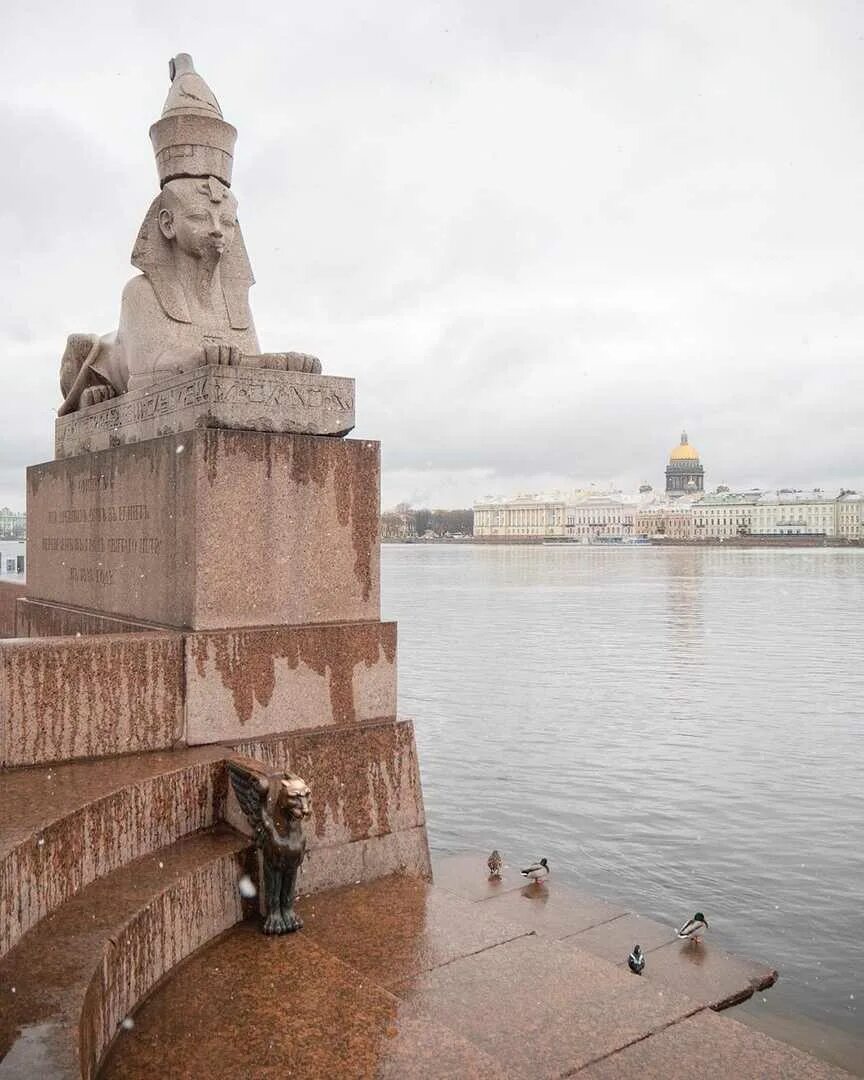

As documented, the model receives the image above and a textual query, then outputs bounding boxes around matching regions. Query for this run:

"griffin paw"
[263,913,288,935]
[281,911,303,933]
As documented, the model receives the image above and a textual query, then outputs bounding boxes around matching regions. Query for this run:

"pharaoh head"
[129,54,254,329]
[158,177,239,262]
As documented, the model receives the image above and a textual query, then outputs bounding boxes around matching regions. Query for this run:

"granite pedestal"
[27,428,379,630]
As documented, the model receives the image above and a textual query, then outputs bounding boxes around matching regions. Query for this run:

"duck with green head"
[676,912,708,942]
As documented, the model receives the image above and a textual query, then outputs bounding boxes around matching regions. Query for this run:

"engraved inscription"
[39,495,162,592]
[69,567,114,586]
[56,368,356,458]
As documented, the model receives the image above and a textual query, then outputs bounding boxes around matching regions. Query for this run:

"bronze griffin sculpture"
[227,757,311,934]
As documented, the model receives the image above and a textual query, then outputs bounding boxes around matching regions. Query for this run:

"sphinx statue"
[59,54,320,415]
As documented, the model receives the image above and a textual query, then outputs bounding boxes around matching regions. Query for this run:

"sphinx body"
[59,54,318,415]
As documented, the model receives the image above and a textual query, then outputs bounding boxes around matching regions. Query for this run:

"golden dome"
[669,430,699,461]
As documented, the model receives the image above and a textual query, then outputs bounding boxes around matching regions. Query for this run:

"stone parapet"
[0,582,26,639]
[0,633,184,768]
[187,620,396,743]
[15,597,165,638]
[27,429,380,630]
[54,364,355,459]
[1,617,396,766]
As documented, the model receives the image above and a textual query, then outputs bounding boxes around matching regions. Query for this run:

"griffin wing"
[227,757,276,836]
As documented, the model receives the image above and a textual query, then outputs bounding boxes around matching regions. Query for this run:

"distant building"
[473,494,568,539]
[0,507,26,538]
[473,490,636,540]
[663,489,862,540]
[380,507,416,539]
[837,491,864,539]
[566,492,636,539]
[749,490,839,537]
[665,432,704,498]
[692,491,760,539]
[0,539,26,577]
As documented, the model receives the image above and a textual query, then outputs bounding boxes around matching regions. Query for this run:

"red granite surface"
[101,869,852,1079]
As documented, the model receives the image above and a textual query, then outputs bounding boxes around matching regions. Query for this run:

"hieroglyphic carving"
[55,367,355,458]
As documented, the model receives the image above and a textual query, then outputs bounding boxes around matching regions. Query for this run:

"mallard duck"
[520,858,549,882]
[676,912,709,942]
[628,944,645,974]
[487,850,503,878]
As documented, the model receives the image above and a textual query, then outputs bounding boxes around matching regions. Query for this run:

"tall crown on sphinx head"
[149,54,237,188]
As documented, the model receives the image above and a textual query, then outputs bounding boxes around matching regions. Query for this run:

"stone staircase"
[1,776,855,1080]
[0,718,430,1079]
[0,826,249,1079]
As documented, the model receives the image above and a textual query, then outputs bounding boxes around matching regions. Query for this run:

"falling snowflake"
[176,444,185,454]
[120,1017,135,1031]
[238,875,257,899]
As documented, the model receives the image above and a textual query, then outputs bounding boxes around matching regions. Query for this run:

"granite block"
[185,621,396,743]
[27,429,380,630]
[579,1009,854,1079]
[636,937,778,1010]
[100,921,511,1080]
[0,581,26,639]
[299,826,432,895]
[15,598,164,638]
[0,632,184,768]
[391,934,701,1078]
[298,875,531,987]
[432,851,531,900]
[54,364,355,459]
[563,910,677,962]
[479,878,628,938]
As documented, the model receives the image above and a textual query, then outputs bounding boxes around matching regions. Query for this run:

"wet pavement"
[100,857,853,1079]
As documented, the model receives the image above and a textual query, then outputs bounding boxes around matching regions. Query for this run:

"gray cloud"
[2,1,863,511]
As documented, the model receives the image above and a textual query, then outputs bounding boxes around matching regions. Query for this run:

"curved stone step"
[0,825,252,1080]
[0,747,226,958]
[0,718,429,960]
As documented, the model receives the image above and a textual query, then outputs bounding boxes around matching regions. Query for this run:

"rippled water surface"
[381,544,863,1037]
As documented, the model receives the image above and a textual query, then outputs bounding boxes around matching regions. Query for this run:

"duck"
[487,850,503,878]
[520,858,549,882]
[676,912,709,942]
[628,944,645,974]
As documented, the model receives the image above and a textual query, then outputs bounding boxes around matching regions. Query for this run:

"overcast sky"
[2,0,863,510]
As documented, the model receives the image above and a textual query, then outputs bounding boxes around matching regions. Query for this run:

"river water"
[381,544,863,1040]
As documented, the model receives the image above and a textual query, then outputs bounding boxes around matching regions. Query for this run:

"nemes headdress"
[132,54,254,329]
[149,53,237,187]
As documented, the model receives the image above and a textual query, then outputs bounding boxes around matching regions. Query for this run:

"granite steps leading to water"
[100,868,855,1080]
[0,717,431,1077]
[433,853,779,1012]
[0,825,252,1079]
[0,787,851,1080]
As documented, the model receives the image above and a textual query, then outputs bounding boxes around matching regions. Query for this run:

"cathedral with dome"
[665,431,704,497]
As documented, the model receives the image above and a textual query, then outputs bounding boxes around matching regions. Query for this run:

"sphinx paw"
[80,385,117,407]
[284,351,322,375]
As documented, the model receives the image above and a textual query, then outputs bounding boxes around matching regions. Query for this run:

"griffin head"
[277,774,312,822]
